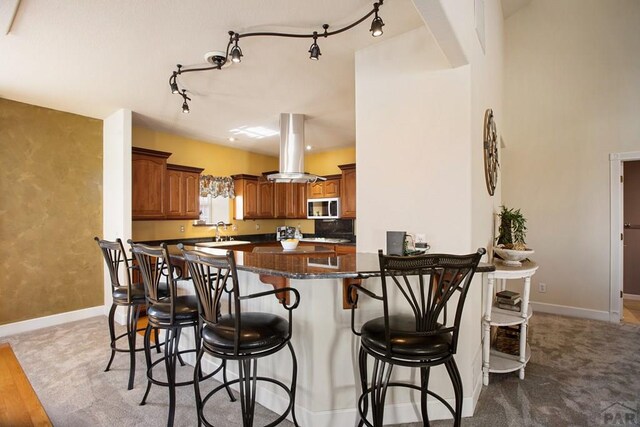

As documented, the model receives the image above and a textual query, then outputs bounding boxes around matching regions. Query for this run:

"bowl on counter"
[280,239,299,251]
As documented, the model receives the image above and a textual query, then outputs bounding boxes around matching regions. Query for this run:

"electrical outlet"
[179,225,185,233]
[256,223,260,231]
[538,282,547,293]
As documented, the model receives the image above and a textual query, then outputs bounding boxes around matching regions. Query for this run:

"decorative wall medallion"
[483,108,499,196]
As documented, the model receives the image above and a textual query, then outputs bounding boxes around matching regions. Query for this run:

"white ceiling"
[0,0,425,155]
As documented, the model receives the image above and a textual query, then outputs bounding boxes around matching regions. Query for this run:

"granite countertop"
[138,234,355,247]
[172,245,494,280]
[251,245,335,255]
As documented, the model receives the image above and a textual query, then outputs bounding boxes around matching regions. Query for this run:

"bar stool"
[129,241,204,427]
[179,245,300,427]
[95,237,148,390]
[349,249,485,427]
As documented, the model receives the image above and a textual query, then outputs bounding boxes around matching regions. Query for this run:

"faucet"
[215,221,226,241]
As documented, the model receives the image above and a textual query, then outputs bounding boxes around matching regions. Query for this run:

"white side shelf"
[489,343,531,373]
[487,304,533,326]
[482,260,539,386]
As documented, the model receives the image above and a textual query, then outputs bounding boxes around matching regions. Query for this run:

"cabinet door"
[274,183,288,219]
[308,182,324,199]
[294,183,307,218]
[245,180,259,218]
[341,167,356,218]
[324,179,341,198]
[184,171,200,218]
[132,151,168,219]
[257,180,274,218]
[165,169,184,217]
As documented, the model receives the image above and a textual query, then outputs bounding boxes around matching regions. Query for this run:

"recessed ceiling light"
[228,137,236,142]
[306,145,312,151]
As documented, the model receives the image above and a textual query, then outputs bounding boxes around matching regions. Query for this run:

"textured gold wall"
[0,98,103,325]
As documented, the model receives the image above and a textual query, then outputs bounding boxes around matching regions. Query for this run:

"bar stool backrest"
[129,242,177,320]
[95,237,133,303]
[377,248,485,356]
[179,247,242,352]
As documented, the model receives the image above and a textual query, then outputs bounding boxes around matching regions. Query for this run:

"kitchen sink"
[195,240,251,248]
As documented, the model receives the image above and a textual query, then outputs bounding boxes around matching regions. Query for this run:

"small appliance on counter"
[276,226,296,241]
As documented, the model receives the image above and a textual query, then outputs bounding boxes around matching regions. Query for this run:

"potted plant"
[494,206,534,265]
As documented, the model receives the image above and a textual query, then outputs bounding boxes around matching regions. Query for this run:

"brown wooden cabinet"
[339,163,356,218]
[257,177,274,218]
[132,147,172,220]
[292,183,308,218]
[166,164,204,219]
[274,183,307,219]
[307,175,341,199]
[232,175,259,220]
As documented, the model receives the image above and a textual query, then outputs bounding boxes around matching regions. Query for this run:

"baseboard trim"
[624,293,640,301]
[0,306,105,338]
[530,301,610,322]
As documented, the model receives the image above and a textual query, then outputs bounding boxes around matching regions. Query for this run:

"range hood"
[267,113,325,183]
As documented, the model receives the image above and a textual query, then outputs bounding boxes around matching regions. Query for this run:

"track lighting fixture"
[309,32,321,60]
[169,0,385,111]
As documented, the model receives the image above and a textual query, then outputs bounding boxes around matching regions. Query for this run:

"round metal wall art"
[483,108,499,196]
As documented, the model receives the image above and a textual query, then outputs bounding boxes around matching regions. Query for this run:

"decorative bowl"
[493,246,534,266]
[280,239,299,251]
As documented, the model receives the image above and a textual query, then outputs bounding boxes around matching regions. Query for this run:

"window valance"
[200,175,235,198]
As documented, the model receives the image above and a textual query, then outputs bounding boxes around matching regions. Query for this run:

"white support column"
[103,109,133,318]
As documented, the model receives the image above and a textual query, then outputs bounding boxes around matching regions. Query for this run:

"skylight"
[229,126,279,139]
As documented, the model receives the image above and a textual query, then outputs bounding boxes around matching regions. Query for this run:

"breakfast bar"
[171,245,493,427]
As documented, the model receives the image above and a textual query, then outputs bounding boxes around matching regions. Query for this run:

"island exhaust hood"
[267,113,325,183]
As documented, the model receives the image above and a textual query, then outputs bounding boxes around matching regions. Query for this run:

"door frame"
[610,151,640,322]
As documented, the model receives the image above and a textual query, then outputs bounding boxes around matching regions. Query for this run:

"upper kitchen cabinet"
[232,175,259,220]
[274,183,307,219]
[308,175,341,199]
[132,147,171,220]
[339,163,356,218]
[166,164,204,219]
[257,177,274,218]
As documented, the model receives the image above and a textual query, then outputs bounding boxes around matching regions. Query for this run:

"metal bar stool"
[130,241,220,427]
[95,237,150,390]
[179,245,301,427]
[349,248,485,427]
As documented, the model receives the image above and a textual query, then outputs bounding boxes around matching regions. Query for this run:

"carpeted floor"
[4,313,640,426]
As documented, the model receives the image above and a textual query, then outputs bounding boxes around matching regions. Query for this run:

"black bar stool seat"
[202,312,289,353]
[111,283,146,303]
[361,315,452,359]
[146,295,200,324]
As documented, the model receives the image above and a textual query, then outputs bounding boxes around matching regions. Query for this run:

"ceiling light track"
[169,1,385,112]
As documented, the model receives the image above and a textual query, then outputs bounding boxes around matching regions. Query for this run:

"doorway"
[623,160,640,324]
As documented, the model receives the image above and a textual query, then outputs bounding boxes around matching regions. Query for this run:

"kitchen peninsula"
[172,245,493,427]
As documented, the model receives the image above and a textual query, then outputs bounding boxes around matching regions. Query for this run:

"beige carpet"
[4,313,640,426]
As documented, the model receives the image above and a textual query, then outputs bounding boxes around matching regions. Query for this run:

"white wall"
[502,0,640,315]
[355,0,505,415]
[103,109,132,314]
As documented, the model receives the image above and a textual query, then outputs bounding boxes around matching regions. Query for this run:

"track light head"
[309,32,321,60]
[370,15,384,37]
[230,44,243,63]
[370,3,384,37]
[182,101,190,114]
[170,81,179,94]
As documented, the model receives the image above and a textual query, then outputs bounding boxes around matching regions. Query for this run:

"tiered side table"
[482,260,539,385]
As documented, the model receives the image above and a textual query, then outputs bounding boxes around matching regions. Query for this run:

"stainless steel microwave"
[307,198,340,219]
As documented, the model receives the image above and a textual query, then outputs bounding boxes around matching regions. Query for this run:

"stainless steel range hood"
[267,113,325,183]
